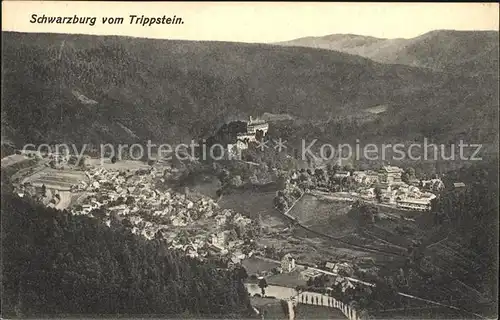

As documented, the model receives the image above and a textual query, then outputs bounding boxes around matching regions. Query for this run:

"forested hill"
[0,190,253,318]
[2,32,498,150]
[424,159,499,316]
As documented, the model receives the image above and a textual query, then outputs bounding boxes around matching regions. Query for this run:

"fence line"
[296,291,364,320]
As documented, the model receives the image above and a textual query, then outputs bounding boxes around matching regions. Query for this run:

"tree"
[230,175,243,187]
[280,300,289,318]
[314,168,328,185]
[78,156,87,169]
[343,163,353,172]
[258,278,268,296]
[274,196,288,212]
[327,163,341,181]
[402,167,416,184]
[233,265,248,281]
[341,176,355,192]
[374,186,382,203]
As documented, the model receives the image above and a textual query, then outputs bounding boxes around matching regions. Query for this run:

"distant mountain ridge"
[274,30,499,76]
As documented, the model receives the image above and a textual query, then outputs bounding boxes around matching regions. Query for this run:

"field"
[286,193,416,266]
[221,190,405,266]
[23,168,88,191]
[219,189,288,229]
[289,194,355,237]
[188,177,221,199]
[208,183,419,270]
[250,297,286,320]
[266,269,307,287]
[296,304,347,319]
[242,256,280,276]
[86,158,151,171]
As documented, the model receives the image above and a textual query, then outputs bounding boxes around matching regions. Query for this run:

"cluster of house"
[319,166,443,211]
[70,165,256,263]
[15,182,64,208]
[355,166,442,211]
[244,253,362,291]
[286,165,444,211]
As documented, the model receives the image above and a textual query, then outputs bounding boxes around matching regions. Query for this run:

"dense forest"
[1,190,253,318]
[428,159,499,301]
[394,159,498,316]
[2,32,498,153]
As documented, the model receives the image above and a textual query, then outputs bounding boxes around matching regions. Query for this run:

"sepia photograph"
[1,2,499,319]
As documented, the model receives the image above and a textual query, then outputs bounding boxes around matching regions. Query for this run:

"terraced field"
[23,168,88,191]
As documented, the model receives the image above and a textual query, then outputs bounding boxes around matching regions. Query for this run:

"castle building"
[234,116,269,150]
[247,116,269,135]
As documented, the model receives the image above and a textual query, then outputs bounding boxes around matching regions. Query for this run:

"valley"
[1,21,498,320]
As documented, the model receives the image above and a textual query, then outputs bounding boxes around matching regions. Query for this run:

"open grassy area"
[289,194,355,237]
[250,297,286,320]
[219,189,288,229]
[250,297,347,320]
[266,269,307,287]
[296,304,347,319]
[242,256,281,275]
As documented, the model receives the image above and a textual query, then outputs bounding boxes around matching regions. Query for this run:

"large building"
[378,166,404,184]
[396,197,433,211]
[234,116,269,150]
[247,116,269,135]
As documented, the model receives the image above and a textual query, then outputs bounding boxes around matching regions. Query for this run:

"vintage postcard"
[1,2,499,320]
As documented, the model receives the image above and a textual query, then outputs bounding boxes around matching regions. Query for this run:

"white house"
[281,253,296,273]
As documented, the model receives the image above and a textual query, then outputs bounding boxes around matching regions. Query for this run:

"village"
[4,117,476,320]
[73,164,263,263]
[11,153,261,265]
[285,164,452,212]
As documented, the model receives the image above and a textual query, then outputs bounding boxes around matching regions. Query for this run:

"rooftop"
[381,166,404,173]
[397,198,432,205]
[248,116,267,125]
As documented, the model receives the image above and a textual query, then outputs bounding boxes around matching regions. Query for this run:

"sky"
[2,2,499,43]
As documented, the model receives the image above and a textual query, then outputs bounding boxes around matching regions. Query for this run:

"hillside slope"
[0,190,252,317]
[275,30,499,76]
[2,31,498,150]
